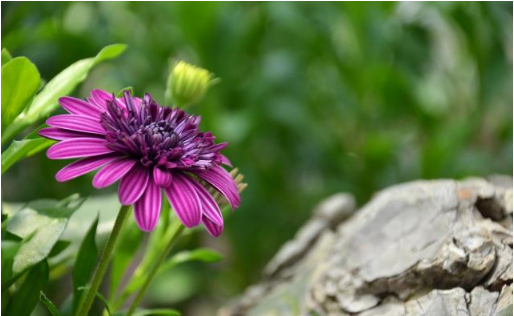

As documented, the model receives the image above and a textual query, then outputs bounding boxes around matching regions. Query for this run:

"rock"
[222,176,513,316]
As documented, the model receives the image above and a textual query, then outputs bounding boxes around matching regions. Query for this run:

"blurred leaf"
[7,260,49,316]
[1,48,13,66]
[77,286,112,316]
[1,57,40,132]
[1,127,55,174]
[48,240,71,258]
[71,216,98,314]
[159,248,223,272]
[40,291,63,316]
[109,217,143,301]
[117,86,134,98]
[113,309,180,316]
[1,44,127,144]
[1,240,21,290]
[125,248,222,294]
[6,195,85,275]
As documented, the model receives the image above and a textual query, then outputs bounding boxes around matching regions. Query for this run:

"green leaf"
[1,130,55,174]
[1,240,21,289]
[117,86,134,98]
[1,43,127,145]
[1,57,41,132]
[6,195,85,275]
[71,216,98,314]
[77,286,112,316]
[132,309,181,316]
[113,309,180,316]
[7,260,49,316]
[48,240,71,258]
[40,291,63,316]
[125,248,222,294]
[1,48,13,66]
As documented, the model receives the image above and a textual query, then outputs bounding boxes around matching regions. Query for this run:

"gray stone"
[222,176,513,316]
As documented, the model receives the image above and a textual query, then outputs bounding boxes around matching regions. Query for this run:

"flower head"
[40,90,240,236]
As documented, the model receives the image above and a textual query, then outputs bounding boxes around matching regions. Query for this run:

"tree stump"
[221,176,513,316]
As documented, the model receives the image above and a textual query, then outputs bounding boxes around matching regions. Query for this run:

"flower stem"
[76,204,131,316]
[126,219,185,316]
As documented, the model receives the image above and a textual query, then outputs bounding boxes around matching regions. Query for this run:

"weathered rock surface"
[221,176,513,316]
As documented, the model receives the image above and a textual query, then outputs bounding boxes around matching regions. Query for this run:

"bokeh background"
[2,2,513,315]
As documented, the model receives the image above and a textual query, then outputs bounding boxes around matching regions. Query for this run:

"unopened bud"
[166,61,214,107]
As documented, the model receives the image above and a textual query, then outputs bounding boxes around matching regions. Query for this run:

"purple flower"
[40,90,240,236]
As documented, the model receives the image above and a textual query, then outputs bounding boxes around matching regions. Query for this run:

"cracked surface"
[221,176,513,316]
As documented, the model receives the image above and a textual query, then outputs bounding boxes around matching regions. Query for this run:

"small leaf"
[159,248,223,273]
[77,286,113,316]
[7,195,85,275]
[71,216,98,314]
[1,57,41,132]
[40,291,62,316]
[1,240,21,290]
[7,260,49,316]
[1,131,55,174]
[117,86,134,98]
[1,44,126,145]
[48,240,71,258]
[133,309,181,316]
[113,309,181,316]
[1,48,13,66]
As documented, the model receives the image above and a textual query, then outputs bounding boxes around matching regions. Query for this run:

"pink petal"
[46,114,105,135]
[89,89,113,109]
[189,177,223,226]
[59,97,104,117]
[118,164,150,205]
[202,216,223,237]
[55,154,119,182]
[134,179,162,232]
[153,167,173,187]
[165,172,202,228]
[47,138,113,159]
[194,166,240,209]
[39,127,99,141]
[93,157,137,188]
[220,154,232,167]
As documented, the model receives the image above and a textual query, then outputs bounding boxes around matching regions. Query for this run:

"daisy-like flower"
[39,90,240,236]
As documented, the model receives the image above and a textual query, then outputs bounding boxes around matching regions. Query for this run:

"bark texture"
[221,176,513,316]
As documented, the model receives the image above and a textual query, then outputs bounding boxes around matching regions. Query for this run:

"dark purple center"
[99,91,226,170]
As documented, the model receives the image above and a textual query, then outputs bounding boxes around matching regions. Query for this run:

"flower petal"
[194,166,240,209]
[59,97,104,117]
[93,157,137,188]
[134,178,162,232]
[189,177,223,226]
[39,127,100,141]
[47,138,113,159]
[118,164,150,205]
[220,154,232,167]
[89,89,113,109]
[55,154,119,182]
[202,216,223,237]
[153,167,173,187]
[46,114,105,135]
[165,172,202,228]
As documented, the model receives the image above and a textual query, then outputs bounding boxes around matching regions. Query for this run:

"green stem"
[126,220,185,316]
[76,204,131,316]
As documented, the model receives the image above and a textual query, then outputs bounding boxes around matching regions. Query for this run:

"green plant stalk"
[76,205,131,316]
[126,219,185,316]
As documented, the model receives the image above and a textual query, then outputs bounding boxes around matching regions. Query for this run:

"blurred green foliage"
[2,2,512,314]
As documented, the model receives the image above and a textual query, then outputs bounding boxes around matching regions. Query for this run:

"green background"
[2,2,512,315]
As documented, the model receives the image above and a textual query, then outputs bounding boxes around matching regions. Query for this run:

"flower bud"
[166,61,214,107]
